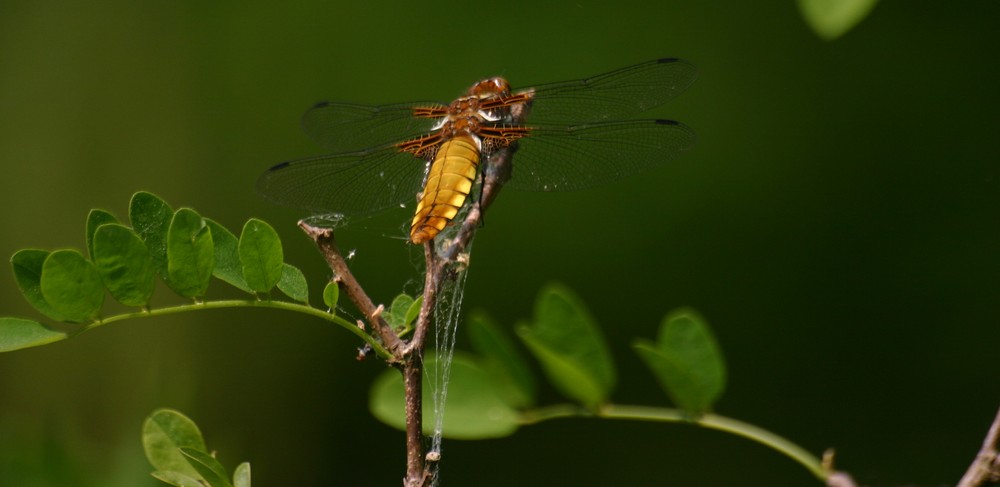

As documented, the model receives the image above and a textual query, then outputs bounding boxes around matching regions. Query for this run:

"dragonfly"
[257,57,697,244]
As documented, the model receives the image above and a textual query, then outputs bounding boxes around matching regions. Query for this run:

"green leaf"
[233,462,251,487]
[516,283,615,408]
[11,249,64,321]
[238,219,283,293]
[633,308,727,416]
[0,317,68,352]
[467,310,536,408]
[93,224,155,307]
[166,208,214,298]
[205,219,251,293]
[369,353,519,439]
[180,448,234,487]
[129,191,174,280]
[276,263,308,303]
[387,294,414,330]
[797,0,878,40]
[86,209,119,260]
[143,409,207,481]
[150,470,204,487]
[404,296,422,328]
[40,249,104,322]
[322,282,339,309]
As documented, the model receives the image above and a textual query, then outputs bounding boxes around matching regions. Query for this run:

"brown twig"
[957,405,1000,487]
[822,449,859,487]
[298,221,402,356]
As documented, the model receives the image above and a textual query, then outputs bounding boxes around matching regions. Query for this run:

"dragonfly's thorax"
[435,77,517,142]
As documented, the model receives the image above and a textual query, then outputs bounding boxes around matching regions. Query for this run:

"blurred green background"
[1,1,998,486]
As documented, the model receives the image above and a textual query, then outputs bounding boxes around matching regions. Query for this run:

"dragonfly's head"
[468,77,511,99]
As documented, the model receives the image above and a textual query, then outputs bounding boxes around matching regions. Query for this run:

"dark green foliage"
[40,249,104,322]
[205,218,252,293]
[166,208,214,299]
[797,0,879,40]
[1,192,316,352]
[634,309,727,416]
[93,223,155,307]
[85,209,119,260]
[143,409,251,487]
[238,219,283,294]
[0,317,67,352]
[11,249,64,321]
[517,283,616,408]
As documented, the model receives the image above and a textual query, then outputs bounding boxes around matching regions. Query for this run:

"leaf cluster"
[1,191,326,353]
[143,409,251,487]
[369,283,727,438]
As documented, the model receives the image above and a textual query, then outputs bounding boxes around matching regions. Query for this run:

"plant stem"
[301,222,403,357]
[521,403,829,481]
[78,299,391,359]
[957,405,1000,487]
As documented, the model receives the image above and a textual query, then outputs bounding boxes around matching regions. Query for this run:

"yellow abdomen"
[410,134,480,244]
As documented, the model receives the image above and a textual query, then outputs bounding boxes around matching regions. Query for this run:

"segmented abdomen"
[409,134,480,244]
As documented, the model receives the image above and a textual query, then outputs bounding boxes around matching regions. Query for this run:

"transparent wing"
[515,58,697,124]
[301,101,447,153]
[256,145,428,216]
[503,119,696,191]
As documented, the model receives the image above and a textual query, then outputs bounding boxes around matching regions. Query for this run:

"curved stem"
[76,299,392,359]
[521,403,828,481]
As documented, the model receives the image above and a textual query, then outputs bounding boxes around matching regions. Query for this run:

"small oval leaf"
[468,310,537,408]
[322,282,339,310]
[798,0,879,40]
[40,249,104,322]
[11,249,64,321]
[369,353,519,439]
[516,283,615,408]
[238,219,283,293]
[205,218,251,293]
[129,191,174,280]
[143,409,207,479]
[233,462,251,487]
[633,308,727,416]
[387,294,415,329]
[151,470,204,487]
[180,448,234,487]
[276,263,308,303]
[86,209,119,260]
[0,317,68,352]
[404,296,423,328]
[166,208,214,298]
[93,224,155,307]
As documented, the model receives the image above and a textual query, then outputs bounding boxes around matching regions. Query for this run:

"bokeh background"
[1,1,998,486]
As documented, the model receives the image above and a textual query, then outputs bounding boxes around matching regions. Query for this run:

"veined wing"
[301,101,447,153]
[511,58,697,124]
[256,144,428,216]
[503,119,696,191]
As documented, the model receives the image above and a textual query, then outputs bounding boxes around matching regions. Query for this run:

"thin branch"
[403,357,426,487]
[958,405,1000,487]
[821,450,858,487]
[298,221,403,356]
[406,243,439,356]
[78,299,392,358]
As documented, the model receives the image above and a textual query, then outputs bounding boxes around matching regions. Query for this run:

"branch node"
[821,449,858,487]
